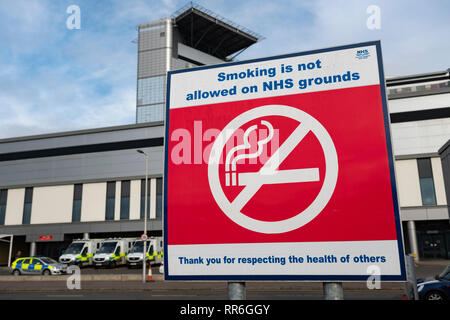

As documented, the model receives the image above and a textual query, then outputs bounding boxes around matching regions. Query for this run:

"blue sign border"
[164,40,407,281]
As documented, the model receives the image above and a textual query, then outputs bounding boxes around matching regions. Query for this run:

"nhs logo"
[356,49,370,60]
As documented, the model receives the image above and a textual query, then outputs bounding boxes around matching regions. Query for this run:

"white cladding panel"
[114,181,121,221]
[81,182,106,222]
[395,159,422,207]
[30,185,74,224]
[150,178,156,219]
[431,157,447,206]
[129,180,141,220]
[4,188,25,226]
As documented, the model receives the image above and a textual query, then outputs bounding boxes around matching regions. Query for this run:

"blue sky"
[0,0,449,139]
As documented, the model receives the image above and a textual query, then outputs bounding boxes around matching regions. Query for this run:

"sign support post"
[8,235,13,267]
[404,255,419,300]
[228,281,246,300]
[137,149,149,284]
[323,282,344,300]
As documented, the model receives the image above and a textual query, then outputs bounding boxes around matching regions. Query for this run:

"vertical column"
[407,220,419,261]
[114,181,121,221]
[83,233,89,240]
[228,282,246,300]
[164,18,173,123]
[30,242,36,257]
[150,178,157,219]
[8,235,13,267]
[323,282,344,300]
[165,18,172,72]
[404,255,419,300]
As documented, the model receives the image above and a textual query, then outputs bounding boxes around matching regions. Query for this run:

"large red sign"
[164,42,406,281]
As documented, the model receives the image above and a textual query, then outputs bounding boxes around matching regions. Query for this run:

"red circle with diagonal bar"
[208,104,338,234]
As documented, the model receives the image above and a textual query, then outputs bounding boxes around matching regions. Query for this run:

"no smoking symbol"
[208,105,339,234]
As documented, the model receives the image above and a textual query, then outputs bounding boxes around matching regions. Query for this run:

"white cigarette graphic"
[225,121,274,186]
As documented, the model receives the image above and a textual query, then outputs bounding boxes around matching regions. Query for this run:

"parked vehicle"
[10,256,67,276]
[93,238,136,268]
[59,239,103,266]
[417,264,450,300]
[126,237,163,268]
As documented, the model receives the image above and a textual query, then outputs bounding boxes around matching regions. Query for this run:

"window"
[0,189,7,225]
[156,178,163,218]
[22,187,33,225]
[120,180,130,220]
[139,24,164,32]
[40,257,57,264]
[137,76,165,106]
[105,182,116,220]
[136,104,165,123]
[417,158,437,206]
[140,179,151,219]
[22,259,31,265]
[72,184,83,222]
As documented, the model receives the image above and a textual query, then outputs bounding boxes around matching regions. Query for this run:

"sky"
[0,0,449,139]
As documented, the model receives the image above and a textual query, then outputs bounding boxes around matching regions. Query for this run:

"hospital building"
[0,3,449,263]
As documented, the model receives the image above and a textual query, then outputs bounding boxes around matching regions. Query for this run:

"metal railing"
[171,1,264,41]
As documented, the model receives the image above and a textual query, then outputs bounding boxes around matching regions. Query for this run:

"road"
[0,264,160,275]
[0,261,446,300]
[0,290,404,300]
[1,260,445,277]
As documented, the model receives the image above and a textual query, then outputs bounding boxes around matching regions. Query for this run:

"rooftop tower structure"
[136,3,263,123]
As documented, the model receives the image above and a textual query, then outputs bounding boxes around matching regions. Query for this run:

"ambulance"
[93,238,136,268]
[126,237,163,268]
[59,239,103,266]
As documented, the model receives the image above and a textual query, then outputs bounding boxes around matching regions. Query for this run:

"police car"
[10,256,67,276]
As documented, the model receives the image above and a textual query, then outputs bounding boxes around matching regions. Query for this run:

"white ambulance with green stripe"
[59,239,103,266]
[126,237,163,268]
[93,238,135,268]
[10,256,67,275]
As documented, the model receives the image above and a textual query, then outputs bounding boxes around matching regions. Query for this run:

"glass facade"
[136,20,168,124]
[0,189,7,225]
[137,104,164,123]
[120,180,130,220]
[72,184,82,222]
[417,158,437,206]
[136,75,165,122]
[105,182,116,221]
[137,76,165,106]
[388,80,450,96]
[22,187,33,225]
